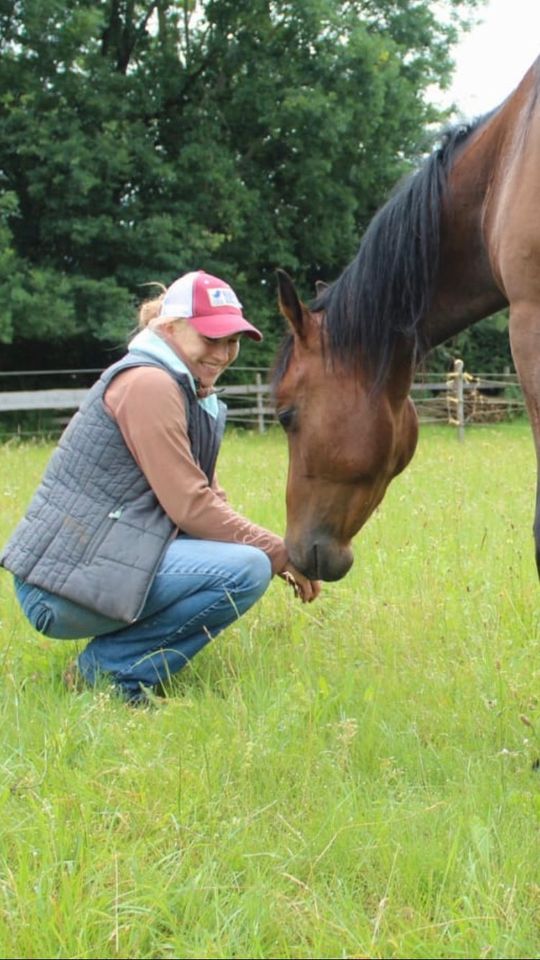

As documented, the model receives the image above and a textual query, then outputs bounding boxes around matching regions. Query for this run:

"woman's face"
[160,320,241,388]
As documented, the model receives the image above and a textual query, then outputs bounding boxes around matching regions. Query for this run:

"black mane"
[303,115,487,386]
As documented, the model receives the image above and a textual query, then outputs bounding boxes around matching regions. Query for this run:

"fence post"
[255,373,265,434]
[453,358,465,442]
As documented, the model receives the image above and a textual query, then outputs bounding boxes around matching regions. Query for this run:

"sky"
[436,0,539,118]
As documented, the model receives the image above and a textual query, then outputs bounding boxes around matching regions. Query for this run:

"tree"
[0,0,483,369]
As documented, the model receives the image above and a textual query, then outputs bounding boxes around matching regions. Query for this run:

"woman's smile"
[162,323,241,386]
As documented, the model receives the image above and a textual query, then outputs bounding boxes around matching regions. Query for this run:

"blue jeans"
[14,537,272,701]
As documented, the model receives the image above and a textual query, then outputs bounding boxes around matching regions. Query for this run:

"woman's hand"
[280,561,322,603]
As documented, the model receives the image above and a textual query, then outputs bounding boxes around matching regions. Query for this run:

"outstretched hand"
[280,561,322,603]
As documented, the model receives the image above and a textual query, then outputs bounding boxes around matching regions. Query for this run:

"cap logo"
[207,287,241,309]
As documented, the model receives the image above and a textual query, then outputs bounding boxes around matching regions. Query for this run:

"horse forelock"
[271,332,294,395]
[309,117,484,386]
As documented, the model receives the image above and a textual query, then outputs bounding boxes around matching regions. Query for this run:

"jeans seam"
[121,587,239,681]
[78,543,271,687]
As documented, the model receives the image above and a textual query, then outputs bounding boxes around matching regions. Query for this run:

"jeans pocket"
[15,582,55,635]
[24,594,55,634]
[31,602,55,634]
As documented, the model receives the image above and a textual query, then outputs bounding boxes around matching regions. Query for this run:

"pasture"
[1,421,539,959]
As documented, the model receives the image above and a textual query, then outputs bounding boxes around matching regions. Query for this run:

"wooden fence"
[0,360,526,439]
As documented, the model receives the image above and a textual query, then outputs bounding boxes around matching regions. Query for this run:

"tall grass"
[1,422,540,959]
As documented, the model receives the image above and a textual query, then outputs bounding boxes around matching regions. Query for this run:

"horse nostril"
[313,542,319,579]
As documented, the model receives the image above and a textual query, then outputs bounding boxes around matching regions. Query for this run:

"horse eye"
[277,407,296,431]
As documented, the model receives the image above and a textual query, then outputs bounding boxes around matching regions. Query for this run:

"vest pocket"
[82,507,123,564]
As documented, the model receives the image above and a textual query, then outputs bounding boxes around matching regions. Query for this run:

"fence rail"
[0,361,526,438]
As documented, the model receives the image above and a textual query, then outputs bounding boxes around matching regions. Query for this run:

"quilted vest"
[0,353,227,622]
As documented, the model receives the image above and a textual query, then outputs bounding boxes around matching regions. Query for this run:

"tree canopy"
[0,0,486,369]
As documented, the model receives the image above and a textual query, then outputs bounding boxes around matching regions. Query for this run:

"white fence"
[0,360,526,438]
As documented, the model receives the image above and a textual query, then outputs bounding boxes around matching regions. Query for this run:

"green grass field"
[1,421,540,959]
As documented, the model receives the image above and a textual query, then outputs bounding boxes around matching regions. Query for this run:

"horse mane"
[308,115,488,387]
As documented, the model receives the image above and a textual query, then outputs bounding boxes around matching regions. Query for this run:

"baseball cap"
[157,270,263,341]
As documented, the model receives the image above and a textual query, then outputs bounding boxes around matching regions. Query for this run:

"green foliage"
[0,0,481,369]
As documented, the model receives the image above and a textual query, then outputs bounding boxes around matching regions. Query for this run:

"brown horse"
[272,54,540,582]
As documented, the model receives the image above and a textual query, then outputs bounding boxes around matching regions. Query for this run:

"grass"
[1,421,540,958]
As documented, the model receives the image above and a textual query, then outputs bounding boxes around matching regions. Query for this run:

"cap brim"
[188,314,263,342]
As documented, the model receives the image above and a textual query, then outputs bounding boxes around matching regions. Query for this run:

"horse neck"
[422,283,507,351]
[385,337,416,406]
[420,96,533,350]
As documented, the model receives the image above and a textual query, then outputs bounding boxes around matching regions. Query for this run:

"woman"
[1,269,321,703]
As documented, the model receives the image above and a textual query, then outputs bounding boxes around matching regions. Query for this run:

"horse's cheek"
[394,401,419,477]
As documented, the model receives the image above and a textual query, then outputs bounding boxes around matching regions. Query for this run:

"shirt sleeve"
[104,367,288,575]
[211,471,228,502]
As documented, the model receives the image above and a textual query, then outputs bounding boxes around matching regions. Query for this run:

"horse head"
[272,270,419,581]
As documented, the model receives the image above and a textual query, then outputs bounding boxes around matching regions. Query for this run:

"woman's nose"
[211,341,232,361]
[211,346,226,361]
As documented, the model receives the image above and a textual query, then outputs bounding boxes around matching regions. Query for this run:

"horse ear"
[315,279,328,297]
[276,268,308,341]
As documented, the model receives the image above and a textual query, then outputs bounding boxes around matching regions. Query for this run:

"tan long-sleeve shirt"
[104,366,288,575]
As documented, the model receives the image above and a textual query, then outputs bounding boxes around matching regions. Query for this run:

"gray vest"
[0,354,227,622]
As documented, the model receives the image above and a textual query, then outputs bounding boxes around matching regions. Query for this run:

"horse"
[272,53,540,583]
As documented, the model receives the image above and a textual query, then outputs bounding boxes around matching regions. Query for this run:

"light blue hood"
[128,328,220,419]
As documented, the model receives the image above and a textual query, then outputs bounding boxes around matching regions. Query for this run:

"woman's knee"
[236,547,272,598]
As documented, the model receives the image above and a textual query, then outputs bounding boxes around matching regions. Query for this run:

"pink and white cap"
[157,270,263,341]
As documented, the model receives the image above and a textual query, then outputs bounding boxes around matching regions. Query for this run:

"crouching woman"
[1,270,321,704]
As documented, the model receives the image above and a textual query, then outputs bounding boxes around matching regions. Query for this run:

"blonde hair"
[137,282,167,330]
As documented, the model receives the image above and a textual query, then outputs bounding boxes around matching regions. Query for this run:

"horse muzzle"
[286,534,354,581]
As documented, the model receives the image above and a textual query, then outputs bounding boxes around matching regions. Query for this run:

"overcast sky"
[436,0,539,118]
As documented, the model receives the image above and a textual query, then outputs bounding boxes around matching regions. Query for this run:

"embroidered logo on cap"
[207,287,241,309]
